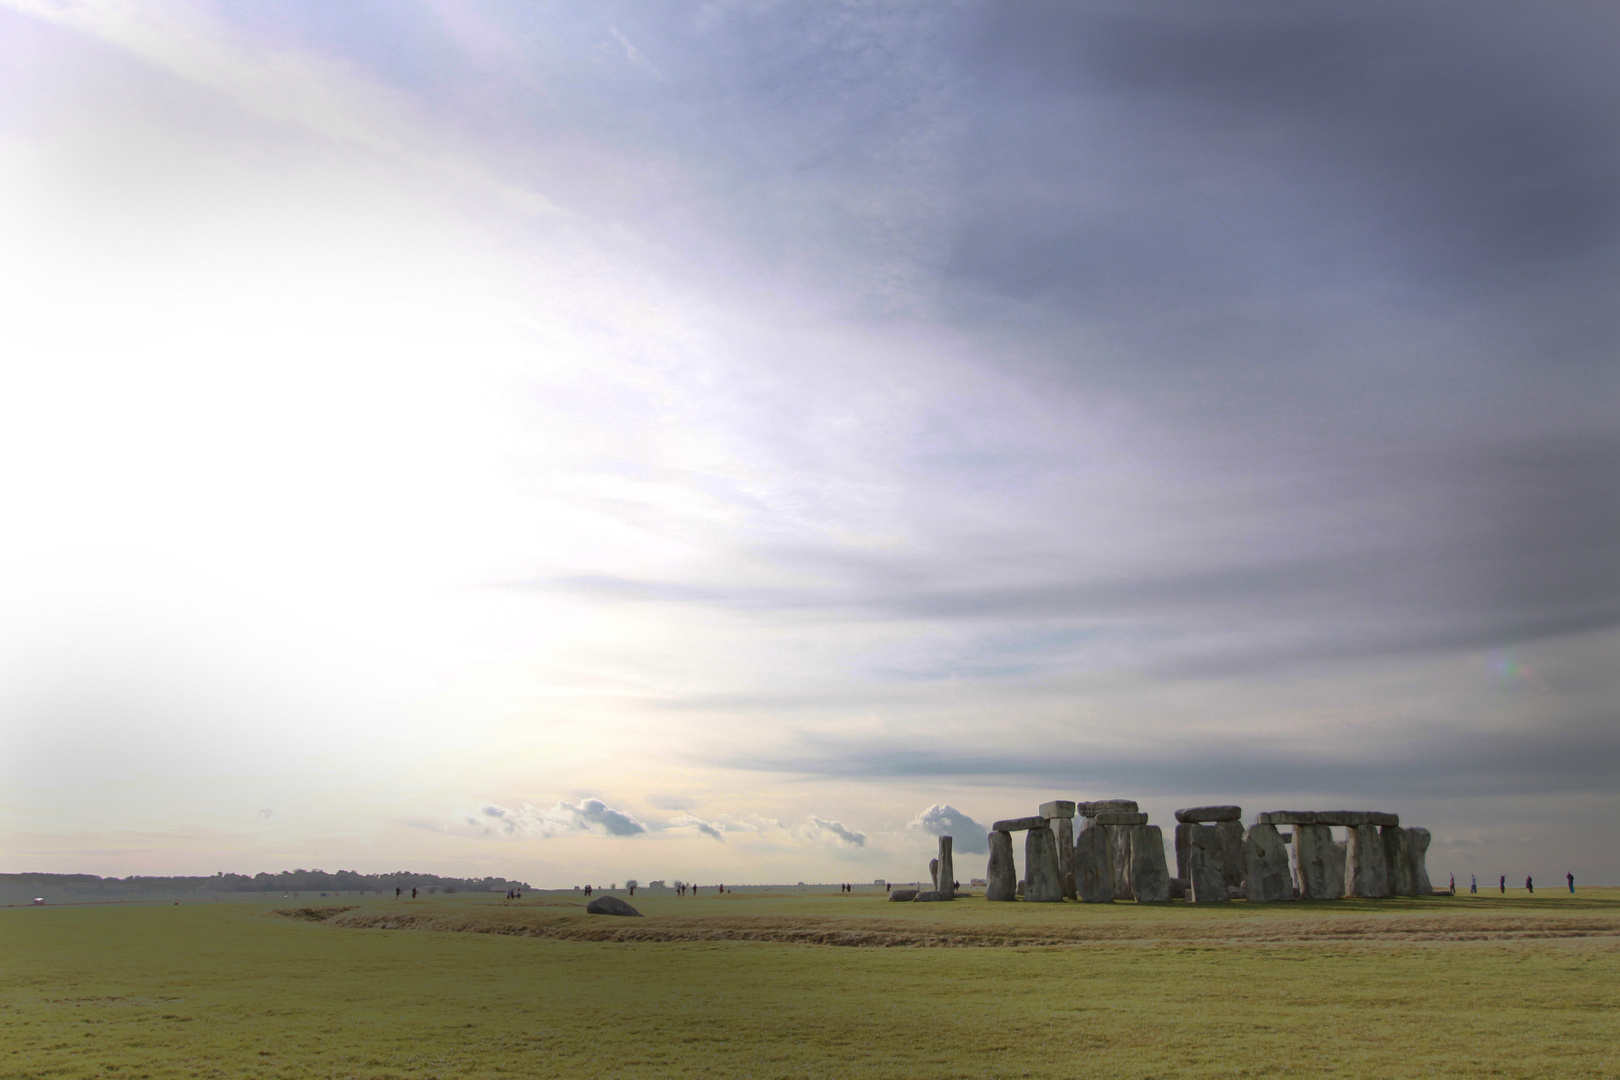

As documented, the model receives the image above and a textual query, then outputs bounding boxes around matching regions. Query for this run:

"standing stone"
[936,836,955,900]
[1217,820,1247,891]
[1174,822,1194,880]
[1074,817,1114,903]
[1292,824,1344,900]
[1406,827,1433,895]
[1132,825,1172,902]
[1244,824,1293,903]
[929,858,939,889]
[1054,817,1077,899]
[985,830,1017,901]
[1332,840,1348,888]
[1381,825,1414,896]
[1186,824,1229,903]
[1024,826,1064,902]
[1344,823,1389,898]
[1108,825,1136,900]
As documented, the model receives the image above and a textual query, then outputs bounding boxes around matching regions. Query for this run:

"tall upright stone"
[1344,823,1389,898]
[1244,824,1293,903]
[1186,824,1229,903]
[1024,825,1065,902]
[1109,826,1136,901]
[929,858,939,889]
[1133,825,1172,902]
[1217,820,1246,891]
[1074,817,1114,903]
[1406,827,1433,895]
[1381,825,1414,896]
[985,830,1017,901]
[1292,824,1344,900]
[1174,822,1194,880]
[1054,817,1077,899]
[936,836,955,899]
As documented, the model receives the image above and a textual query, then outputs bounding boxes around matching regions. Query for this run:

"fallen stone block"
[992,815,1048,832]
[1039,800,1077,819]
[1024,825,1065,902]
[1174,805,1242,823]
[888,888,919,902]
[1094,811,1148,826]
[586,896,642,916]
[912,890,950,902]
[1075,817,1114,903]
[985,830,1017,901]
[1244,824,1293,903]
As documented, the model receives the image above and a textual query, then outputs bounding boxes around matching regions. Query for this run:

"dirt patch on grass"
[271,906,359,922]
[323,908,1620,947]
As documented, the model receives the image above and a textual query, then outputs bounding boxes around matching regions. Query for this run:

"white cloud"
[907,804,988,854]
[805,816,866,848]
[464,799,647,840]
[669,814,724,841]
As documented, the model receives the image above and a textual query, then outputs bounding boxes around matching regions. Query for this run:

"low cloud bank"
[466,799,647,839]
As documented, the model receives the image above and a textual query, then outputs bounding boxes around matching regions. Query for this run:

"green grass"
[3,889,1617,1079]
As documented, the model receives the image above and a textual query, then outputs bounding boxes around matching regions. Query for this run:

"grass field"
[3,888,1617,1079]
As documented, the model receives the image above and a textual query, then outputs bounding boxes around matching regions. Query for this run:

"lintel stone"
[1174,805,1242,823]
[992,816,1047,832]
[1093,811,1148,826]
[1039,800,1077,819]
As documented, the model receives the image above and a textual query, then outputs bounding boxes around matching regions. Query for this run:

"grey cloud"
[807,816,866,848]
[669,814,724,841]
[465,799,647,839]
[907,804,989,854]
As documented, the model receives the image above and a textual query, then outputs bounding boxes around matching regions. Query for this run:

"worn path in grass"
[3,889,1618,1079]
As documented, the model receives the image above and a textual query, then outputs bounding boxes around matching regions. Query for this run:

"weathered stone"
[1074,817,1114,903]
[1255,811,1319,825]
[1281,832,1293,844]
[1174,805,1242,823]
[1174,822,1194,880]
[1344,823,1389,897]
[888,888,919,902]
[1186,825,1229,903]
[985,830,1017,901]
[1094,811,1148,826]
[1292,824,1344,900]
[1217,820,1246,890]
[1407,827,1433,895]
[1108,824,1135,900]
[1078,799,1139,817]
[936,836,955,900]
[1316,811,1371,826]
[1016,879,1025,897]
[1132,824,1172,903]
[1368,812,1399,827]
[1024,825,1065,902]
[1382,825,1414,896]
[1333,839,1348,885]
[912,890,950,902]
[1055,817,1077,899]
[1244,824,1293,903]
[586,895,642,916]
[929,858,939,888]
[992,816,1048,832]
[1168,877,1187,900]
[1039,800,1077,819]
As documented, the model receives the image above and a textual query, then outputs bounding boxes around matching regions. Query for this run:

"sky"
[1,0,1616,889]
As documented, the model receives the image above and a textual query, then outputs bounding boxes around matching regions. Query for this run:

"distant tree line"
[4,870,531,893]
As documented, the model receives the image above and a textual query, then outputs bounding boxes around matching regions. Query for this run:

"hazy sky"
[2,0,1616,888]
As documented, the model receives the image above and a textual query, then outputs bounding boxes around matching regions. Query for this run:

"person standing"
[1525,876,1534,893]
[1449,874,1455,893]
[1568,872,1575,894]
[1499,875,1506,893]
[1470,875,1477,894]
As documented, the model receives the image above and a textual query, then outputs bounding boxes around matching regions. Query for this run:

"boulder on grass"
[586,895,642,916]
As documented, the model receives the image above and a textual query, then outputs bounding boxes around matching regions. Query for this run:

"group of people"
[393,886,418,899]
[1464,873,1576,894]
